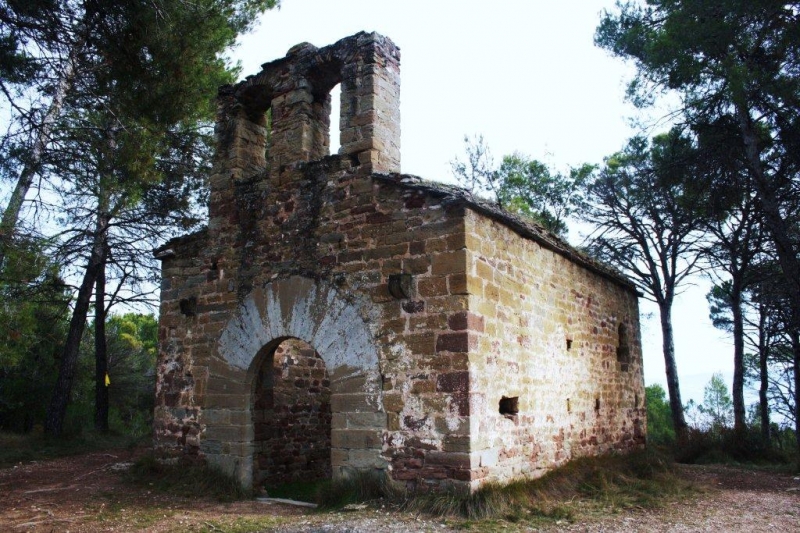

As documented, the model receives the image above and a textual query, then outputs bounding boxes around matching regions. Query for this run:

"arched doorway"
[211,276,387,488]
[252,338,331,489]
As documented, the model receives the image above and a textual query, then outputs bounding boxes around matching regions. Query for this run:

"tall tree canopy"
[0,0,278,258]
[451,135,591,238]
[596,0,800,442]
[582,129,708,435]
[1,0,280,435]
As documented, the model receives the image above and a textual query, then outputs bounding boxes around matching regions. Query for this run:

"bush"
[0,429,142,467]
[675,426,794,465]
[646,384,676,445]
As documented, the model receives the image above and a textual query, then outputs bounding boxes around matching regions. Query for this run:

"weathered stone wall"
[463,210,646,486]
[253,339,331,488]
[155,161,477,490]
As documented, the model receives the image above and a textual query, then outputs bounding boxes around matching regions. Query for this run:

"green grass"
[125,454,251,502]
[260,471,391,508]
[420,450,691,527]
[0,429,143,468]
[313,469,393,509]
[264,478,327,502]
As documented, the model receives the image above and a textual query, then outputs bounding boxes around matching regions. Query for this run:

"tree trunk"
[758,304,770,445]
[659,301,688,435]
[0,44,80,267]
[44,212,109,436]
[730,279,746,432]
[94,248,109,433]
[735,105,800,448]
[792,330,800,453]
[735,107,800,346]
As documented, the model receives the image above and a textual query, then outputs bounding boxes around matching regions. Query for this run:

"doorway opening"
[252,338,332,490]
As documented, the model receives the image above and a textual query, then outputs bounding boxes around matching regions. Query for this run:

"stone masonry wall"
[155,160,478,490]
[463,210,646,486]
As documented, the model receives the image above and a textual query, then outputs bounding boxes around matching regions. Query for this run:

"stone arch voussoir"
[207,276,386,487]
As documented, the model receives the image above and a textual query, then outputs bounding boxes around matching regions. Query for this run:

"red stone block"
[447,311,485,332]
[436,332,469,353]
[436,371,469,393]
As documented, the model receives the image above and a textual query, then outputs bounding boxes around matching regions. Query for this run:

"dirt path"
[1,450,798,532]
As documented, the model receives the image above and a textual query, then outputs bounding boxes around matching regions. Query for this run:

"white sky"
[232,0,736,405]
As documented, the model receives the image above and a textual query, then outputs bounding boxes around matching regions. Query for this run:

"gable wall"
[155,160,479,490]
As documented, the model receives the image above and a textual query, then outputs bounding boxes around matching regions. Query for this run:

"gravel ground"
[1,450,798,532]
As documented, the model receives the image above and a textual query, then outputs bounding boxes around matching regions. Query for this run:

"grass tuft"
[301,449,692,526]
[125,454,250,502]
[260,470,393,508]
[402,448,692,523]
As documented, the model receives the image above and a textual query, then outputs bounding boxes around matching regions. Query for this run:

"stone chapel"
[153,32,646,493]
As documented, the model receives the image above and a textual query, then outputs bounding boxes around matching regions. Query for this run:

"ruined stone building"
[154,32,646,493]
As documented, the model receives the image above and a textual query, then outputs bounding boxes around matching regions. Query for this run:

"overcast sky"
[232,0,739,406]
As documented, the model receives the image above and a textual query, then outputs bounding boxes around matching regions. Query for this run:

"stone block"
[403,332,436,356]
[347,448,385,468]
[432,250,467,276]
[387,413,401,431]
[425,451,470,469]
[200,408,230,426]
[331,393,373,413]
[479,448,499,467]
[436,332,470,353]
[382,393,404,413]
[331,372,369,394]
[442,433,470,453]
[447,311,485,332]
[448,273,469,295]
[418,277,448,297]
[202,393,247,410]
[410,380,435,394]
[346,411,387,429]
[331,429,382,449]
[436,372,469,394]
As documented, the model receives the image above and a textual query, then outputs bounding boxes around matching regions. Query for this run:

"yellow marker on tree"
[105,373,111,387]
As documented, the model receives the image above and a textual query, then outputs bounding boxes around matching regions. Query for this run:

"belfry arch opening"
[251,338,332,490]
[234,55,346,175]
[329,83,342,154]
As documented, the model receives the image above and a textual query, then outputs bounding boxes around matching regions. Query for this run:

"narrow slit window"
[264,107,272,161]
[616,323,630,372]
[329,83,341,154]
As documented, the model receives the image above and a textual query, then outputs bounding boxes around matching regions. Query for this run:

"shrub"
[675,426,794,465]
[646,384,676,445]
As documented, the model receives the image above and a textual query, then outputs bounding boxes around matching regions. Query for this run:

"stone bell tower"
[208,32,401,231]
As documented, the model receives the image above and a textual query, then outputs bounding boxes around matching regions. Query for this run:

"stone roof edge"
[373,173,639,294]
